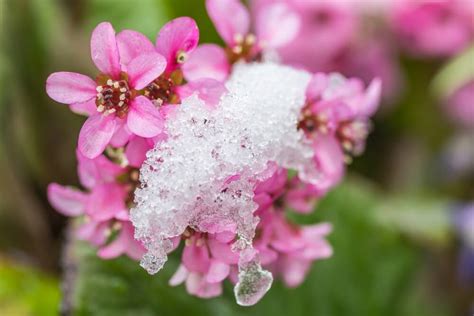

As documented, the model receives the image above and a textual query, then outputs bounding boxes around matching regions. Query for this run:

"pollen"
[95,75,132,118]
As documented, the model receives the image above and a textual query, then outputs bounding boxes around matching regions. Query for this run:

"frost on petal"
[182,44,230,82]
[255,3,301,49]
[47,183,87,216]
[127,96,164,138]
[126,53,166,90]
[46,72,96,105]
[117,30,155,67]
[131,63,317,304]
[90,22,121,78]
[155,17,199,70]
[78,114,117,159]
[206,0,250,45]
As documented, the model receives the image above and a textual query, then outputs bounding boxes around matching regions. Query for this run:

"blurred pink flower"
[46,22,167,158]
[47,151,145,259]
[256,210,333,287]
[298,73,381,190]
[444,79,474,128]
[183,0,300,81]
[268,0,358,72]
[169,229,239,298]
[391,0,473,58]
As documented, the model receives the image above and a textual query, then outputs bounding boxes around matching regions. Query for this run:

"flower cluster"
[46,0,381,306]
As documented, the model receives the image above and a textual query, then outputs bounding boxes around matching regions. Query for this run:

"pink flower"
[46,22,167,158]
[444,79,474,128]
[47,151,145,260]
[256,210,332,287]
[268,0,358,73]
[391,0,473,58]
[48,152,128,222]
[182,0,300,82]
[169,229,239,298]
[285,177,323,214]
[298,73,381,190]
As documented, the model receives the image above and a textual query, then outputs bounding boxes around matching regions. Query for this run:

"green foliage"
[68,180,454,316]
[0,260,60,315]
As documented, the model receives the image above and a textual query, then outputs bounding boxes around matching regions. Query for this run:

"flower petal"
[256,3,301,49]
[77,150,124,189]
[206,0,250,45]
[110,119,131,147]
[126,52,166,90]
[182,44,230,82]
[206,260,230,283]
[90,22,121,78]
[116,30,155,67]
[177,79,227,108]
[305,73,328,102]
[127,96,164,138]
[155,17,199,70]
[46,72,96,104]
[361,78,382,117]
[125,136,153,168]
[47,183,87,216]
[87,183,127,221]
[78,114,117,159]
[70,99,97,116]
[169,264,189,286]
[182,243,211,274]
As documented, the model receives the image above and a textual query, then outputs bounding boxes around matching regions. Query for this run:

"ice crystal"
[131,62,316,302]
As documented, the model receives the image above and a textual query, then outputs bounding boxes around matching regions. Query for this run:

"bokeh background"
[1,0,473,315]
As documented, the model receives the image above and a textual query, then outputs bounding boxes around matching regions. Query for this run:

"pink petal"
[125,136,153,168]
[312,135,345,191]
[87,183,127,221]
[90,22,121,78]
[47,183,87,216]
[127,96,164,138]
[280,256,311,288]
[46,72,96,104]
[116,30,155,67]
[121,222,146,260]
[70,99,97,116]
[182,242,211,274]
[361,78,382,117]
[206,260,230,283]
[110,120,131,147]
[76,221,109,246]
[206,0,250,45]
[177,79,227,108]
[98,232,126,259]
[126,52,166,90]
[305,73,328,102]
[169,265,189,286]
[77,150,124,189]
[155,17,199,70]
[182,44,230,82]
[256,3,301,49]
[208,237,240,264]
[78,114,117,159]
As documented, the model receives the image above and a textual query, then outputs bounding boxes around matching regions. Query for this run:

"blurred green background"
[1,0,473,315]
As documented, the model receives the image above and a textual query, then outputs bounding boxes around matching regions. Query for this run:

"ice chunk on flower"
[131,62,317,304]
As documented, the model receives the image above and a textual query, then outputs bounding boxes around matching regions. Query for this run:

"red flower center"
[143,71,183,106]
[95,73,133,118]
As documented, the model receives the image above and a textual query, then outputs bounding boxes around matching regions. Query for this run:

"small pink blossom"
[391,0,474,58]
[46,22,167,158]
[444,79,474,128]
[183,0,300,82]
